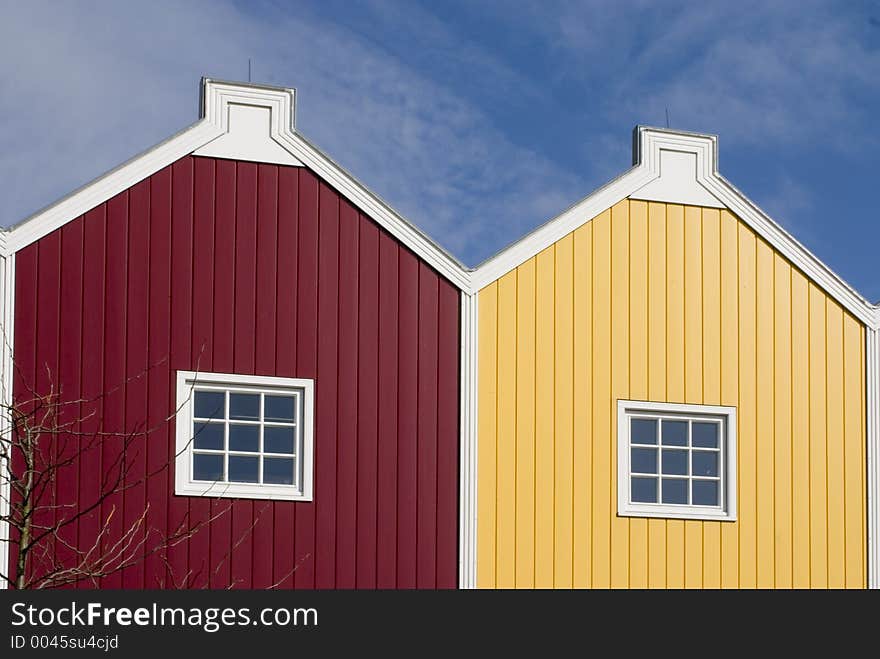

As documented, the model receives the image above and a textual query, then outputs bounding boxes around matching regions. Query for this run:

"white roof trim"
[5,79,469,291]
[6,118,220,253]
[4,89,877,319]
[472,126,878,328]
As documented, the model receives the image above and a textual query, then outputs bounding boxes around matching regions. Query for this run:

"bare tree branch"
[0,349,292,589]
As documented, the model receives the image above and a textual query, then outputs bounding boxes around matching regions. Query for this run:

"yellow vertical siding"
[476,200,867,588]
[629,200,649,589]
[647,202,667,588]
[719,210,740,588]
[554,234,574,587]
[572,225,592,587]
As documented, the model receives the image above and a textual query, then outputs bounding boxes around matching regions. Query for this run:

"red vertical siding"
[145,167,171,587]
[102,193,127,589]
[294,169,320,589]
[356,219,380,588]
[78,206,106,589]
[396,250,420,587]
[189,158,215,588]
[272,166,298,589]
[57,219,83,586]
[12,156,459,589]
[336,197,358,588]
[208,157,235,589]
[123,179,150,589]
[376,232,400,588]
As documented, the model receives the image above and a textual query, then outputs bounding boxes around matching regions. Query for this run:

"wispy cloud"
[0,0,878,286]
[499,0,880,150]
[0,0,586,263]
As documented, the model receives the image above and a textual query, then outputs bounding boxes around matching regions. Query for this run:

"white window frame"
[175,371,314,501]
[617,399,737,522]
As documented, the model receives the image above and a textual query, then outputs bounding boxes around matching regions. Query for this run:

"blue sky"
[1,0,878,300]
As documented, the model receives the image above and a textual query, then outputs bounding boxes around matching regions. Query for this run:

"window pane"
[229,424,259,452]
[661,420,688,446]
[631,477,657,503]
[193,453,224,481]
[228,456,259,483]
[263,458,295,485]
[265,395,296,422]
[630,448,657,474]
[692,422,718,448]
[631,418,657,445]
[193,422,224,450]
[229,393,260,420]
[264,426,296,455]
[662,478,688,504]
[194,390,225,420]
[692,480,719,506]
[692,451,718,477]
[662,449,688,475]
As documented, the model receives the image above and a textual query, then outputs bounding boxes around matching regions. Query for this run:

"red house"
[0,80,470,589]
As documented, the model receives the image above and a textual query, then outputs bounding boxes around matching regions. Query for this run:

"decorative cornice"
[193,79,303,167]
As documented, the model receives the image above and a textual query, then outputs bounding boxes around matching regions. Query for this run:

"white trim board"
[5,79,469,291]
[471,126,878,329]
[458,293,478,589]
[868,328,880,589]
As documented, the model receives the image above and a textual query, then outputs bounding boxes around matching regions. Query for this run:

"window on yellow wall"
[617,400,737,522]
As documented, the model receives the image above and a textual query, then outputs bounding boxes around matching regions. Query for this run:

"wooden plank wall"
[477,199,866,588]
[11,156,460,589]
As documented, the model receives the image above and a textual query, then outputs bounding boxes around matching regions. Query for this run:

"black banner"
[0,589,869,653]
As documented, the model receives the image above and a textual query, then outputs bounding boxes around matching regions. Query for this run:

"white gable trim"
[5,79,469,291]
[471,126,877,328]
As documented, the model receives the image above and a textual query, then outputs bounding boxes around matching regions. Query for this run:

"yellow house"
[461,127,879,589]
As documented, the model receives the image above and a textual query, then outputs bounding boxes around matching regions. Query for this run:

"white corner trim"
[616,399,737,522]
[0,249,12,588]
[868,328,879,589]
[174,370,315,502]
[471,126,877,328]
[630,148,724,208]
[194,89,303,167]
[6,78,470,292]
[458,293,478,589]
